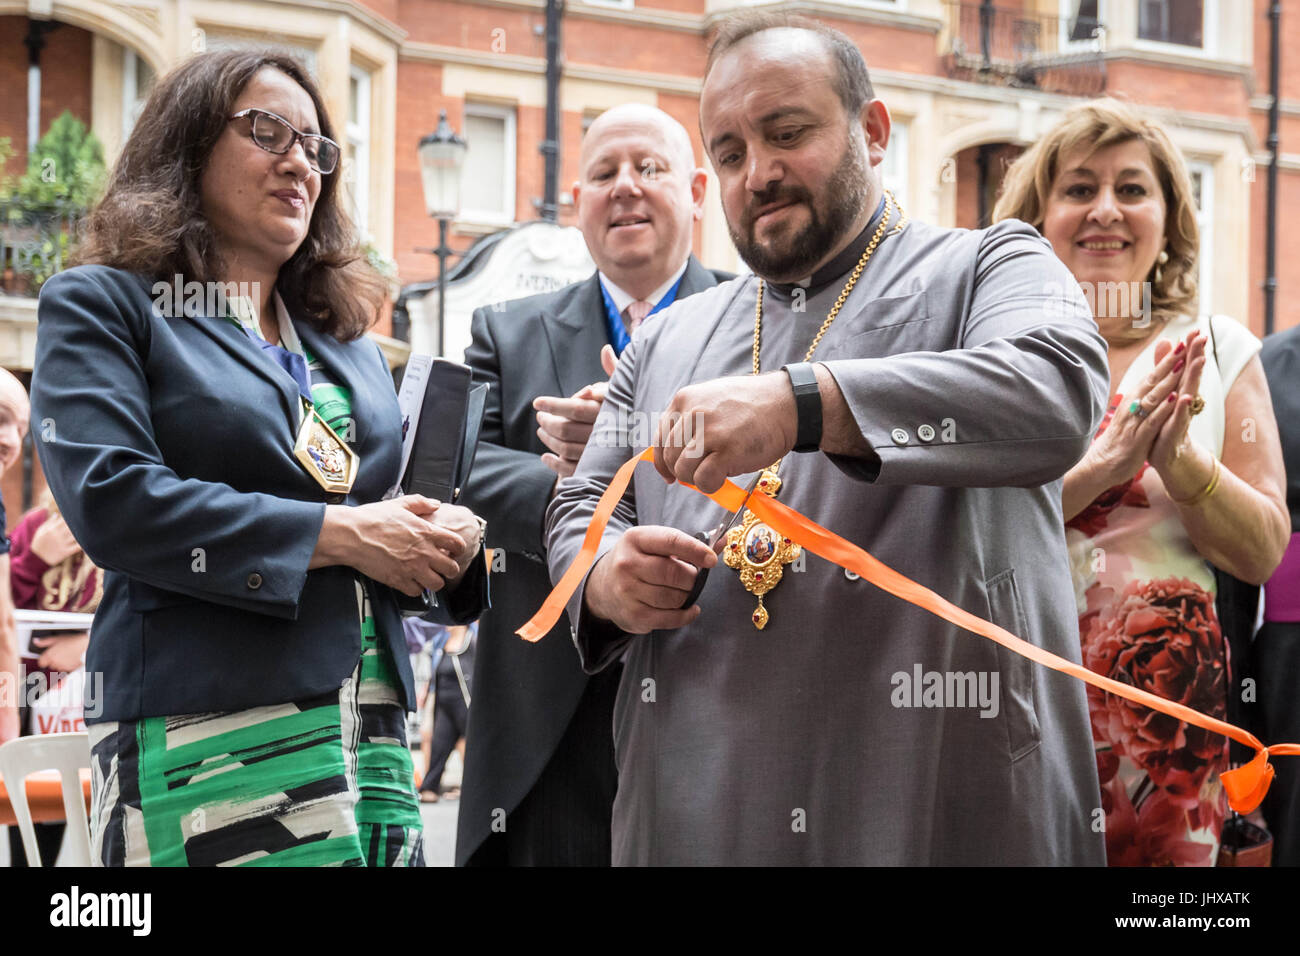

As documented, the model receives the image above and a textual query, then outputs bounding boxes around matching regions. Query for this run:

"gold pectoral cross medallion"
[722,469,801,630]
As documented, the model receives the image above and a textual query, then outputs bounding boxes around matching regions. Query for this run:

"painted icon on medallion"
[745,524,777,567]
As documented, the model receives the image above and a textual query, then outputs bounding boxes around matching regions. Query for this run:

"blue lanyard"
[599,271,686,356]
[228,311,314,406]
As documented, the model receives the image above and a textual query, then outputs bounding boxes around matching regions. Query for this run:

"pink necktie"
[623,300,653,335]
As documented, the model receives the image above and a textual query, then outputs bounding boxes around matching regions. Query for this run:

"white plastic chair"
[0,732,92,866]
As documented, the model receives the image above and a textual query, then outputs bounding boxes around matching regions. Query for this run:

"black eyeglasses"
[227,108,340,175]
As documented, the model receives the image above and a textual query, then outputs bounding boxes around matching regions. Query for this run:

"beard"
[727,133,871,283]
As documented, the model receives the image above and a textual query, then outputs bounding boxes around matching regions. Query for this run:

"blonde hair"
[993,98,1199,324]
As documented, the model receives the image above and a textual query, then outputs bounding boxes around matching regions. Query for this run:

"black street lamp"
[417,110,468,356]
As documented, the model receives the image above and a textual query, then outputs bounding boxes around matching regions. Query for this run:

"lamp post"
[417,110,467,356]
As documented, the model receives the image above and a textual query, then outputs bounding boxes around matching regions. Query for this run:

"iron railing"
[0,198,84,296]
[945,1,1106,95]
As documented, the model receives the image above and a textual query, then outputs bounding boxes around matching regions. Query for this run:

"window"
[344,67,371,233]
[1061,0,1103,47]
[1187,161,1213,313]
[1138,0,1204,48]
[122,49,154,141]
[879,121,909,216]
[460,104,516,225]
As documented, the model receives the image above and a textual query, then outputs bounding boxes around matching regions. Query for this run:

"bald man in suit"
[455,105,730,865]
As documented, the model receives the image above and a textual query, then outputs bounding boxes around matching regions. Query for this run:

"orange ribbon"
[518,448,1299,813]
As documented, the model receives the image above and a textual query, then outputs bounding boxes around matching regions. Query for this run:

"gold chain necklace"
[724,190,907,630]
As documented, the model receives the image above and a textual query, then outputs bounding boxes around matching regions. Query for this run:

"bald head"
[704,12,874,119]
[580,104,696,180]
[0,369,28,473]
[573,103,707,301]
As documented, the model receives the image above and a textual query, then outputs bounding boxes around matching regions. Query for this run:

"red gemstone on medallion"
[783,538,790,544]
[755,572,763,580]
[752,611,761,622]
[759,480,768,488]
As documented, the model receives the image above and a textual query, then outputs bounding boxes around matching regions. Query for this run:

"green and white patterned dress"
[87,310,424,867]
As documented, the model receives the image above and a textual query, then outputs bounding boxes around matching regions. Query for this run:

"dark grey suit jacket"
[454,257,727,865]
[30,265,487,723]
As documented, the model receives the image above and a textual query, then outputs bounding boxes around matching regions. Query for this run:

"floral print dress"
[1066,313,1261,866]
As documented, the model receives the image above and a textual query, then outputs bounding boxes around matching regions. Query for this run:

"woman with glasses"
[30,49,489,867]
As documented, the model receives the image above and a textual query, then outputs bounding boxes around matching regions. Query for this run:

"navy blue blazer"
[31,265,488,723]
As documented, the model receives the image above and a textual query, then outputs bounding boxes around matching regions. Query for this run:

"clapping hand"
[1086,331,1203,488]
[1148,332,1209,481]
[535,344,619,479]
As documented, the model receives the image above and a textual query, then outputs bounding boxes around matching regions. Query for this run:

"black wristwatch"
[782,362,823,453]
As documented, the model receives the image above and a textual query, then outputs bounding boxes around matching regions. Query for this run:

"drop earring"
[1155,249,1169,286]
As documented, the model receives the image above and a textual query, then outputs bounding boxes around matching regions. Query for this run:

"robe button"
[247,572,263,590]
[917,424,936,442]
[890,428,909,446]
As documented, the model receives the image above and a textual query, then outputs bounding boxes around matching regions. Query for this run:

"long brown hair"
[993,98,1199,325]
[76,49,384,340]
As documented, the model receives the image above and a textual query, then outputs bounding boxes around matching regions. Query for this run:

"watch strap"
[783,362,823,453]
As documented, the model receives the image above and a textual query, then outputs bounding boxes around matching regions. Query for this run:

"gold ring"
[1190,395,1206,416]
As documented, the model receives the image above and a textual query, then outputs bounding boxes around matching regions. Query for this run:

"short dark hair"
[77,49,384,341]
[705,12,875,117]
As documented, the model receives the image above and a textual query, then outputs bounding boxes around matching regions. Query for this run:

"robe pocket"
[982,568,1042,762]
[821,291,933,359]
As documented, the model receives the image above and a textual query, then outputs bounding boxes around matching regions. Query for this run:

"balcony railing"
[0,199,84,297]
[945,1,1106,96]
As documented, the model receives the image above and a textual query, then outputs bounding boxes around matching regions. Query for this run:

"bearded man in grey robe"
[545,11,1111,865]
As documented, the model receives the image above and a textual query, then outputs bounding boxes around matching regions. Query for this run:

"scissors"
[679,472,764,610]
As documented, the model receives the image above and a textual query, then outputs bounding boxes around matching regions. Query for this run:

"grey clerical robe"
[545,218,1111,865]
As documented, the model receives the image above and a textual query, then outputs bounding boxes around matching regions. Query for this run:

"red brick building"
[0,0,1296,521]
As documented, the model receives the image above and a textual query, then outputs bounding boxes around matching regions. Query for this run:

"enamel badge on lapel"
[722,469,801,630]
[294,405,358,494]
[227,293,360,496]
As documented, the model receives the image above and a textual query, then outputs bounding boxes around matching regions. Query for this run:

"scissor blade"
[707,473,763,550]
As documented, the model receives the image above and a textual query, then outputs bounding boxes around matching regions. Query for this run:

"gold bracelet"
[1172,456,1221,508]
